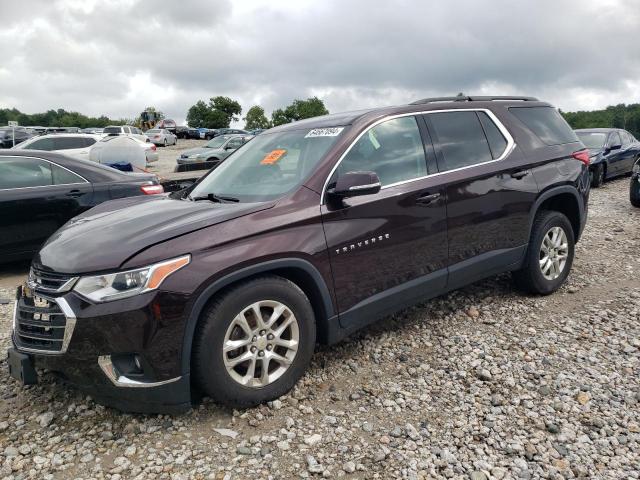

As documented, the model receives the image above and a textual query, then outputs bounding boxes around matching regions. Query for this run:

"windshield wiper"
[188,193,239,203]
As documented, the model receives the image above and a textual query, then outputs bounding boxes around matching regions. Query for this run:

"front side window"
[336,116,427,186]
[190,127,344,202]
[23,137,55,151]
[0,157,53,189]
[205,136,231,148]
[428,111,493,171]
[226,138,244,149]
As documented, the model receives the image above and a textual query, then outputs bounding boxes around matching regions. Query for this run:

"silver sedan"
[145,128,177,146]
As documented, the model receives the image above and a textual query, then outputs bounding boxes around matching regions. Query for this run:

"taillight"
[154,135,161,139]
[150,144,157,151]
[572,149,590,166]
[141,184,164,195]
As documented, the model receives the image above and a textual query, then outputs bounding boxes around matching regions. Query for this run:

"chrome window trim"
[0,154,89,191]
[98,355,182,388]
[12,295,77,355]
[320,108,515,204]
[27,268,79,293]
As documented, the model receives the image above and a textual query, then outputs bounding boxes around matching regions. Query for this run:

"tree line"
[186,96,329,130]
[0,108,127,128]
[4,100,640,138]
[561,103,640,139]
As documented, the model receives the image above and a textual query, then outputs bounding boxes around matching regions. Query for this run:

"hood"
[587,148,604,155]
[180,146,222,157]
[34,196,274,274]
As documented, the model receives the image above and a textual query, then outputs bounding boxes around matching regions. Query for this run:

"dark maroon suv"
[8,96,590,413]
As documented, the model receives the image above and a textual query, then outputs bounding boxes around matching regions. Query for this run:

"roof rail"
[410,95,538,105]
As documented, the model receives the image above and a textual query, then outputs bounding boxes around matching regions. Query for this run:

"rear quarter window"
[509,106,578,146]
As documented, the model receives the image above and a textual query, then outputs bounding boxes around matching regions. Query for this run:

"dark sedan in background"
[575,128,640,187]
[0,151,163,263]
[0,127,32,148]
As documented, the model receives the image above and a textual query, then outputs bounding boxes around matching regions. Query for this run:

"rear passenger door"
[423,109,539,289]
[322,116,448,328]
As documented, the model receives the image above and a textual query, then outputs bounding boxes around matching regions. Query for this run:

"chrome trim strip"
[349,182,381,191]
[98,356,182,388]
[28,270,79,293]
[320,108,516,204]
[13,295,77,355]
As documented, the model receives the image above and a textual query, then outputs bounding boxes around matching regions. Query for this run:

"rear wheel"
[513,210,575,295]
[192,276,316,407]
[163,139,167,147]
[631,175,640,208]
[590,163,605,188]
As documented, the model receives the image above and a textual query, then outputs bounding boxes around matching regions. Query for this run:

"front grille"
[13,292,74,353]
[28,268,77,293]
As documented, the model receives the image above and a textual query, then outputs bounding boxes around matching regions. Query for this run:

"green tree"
[270,97,329,126]
[243,105,271,130]
[186,97,242,128]
[0,107,124,128]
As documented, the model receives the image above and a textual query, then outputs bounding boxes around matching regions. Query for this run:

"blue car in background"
[575,128,640,188]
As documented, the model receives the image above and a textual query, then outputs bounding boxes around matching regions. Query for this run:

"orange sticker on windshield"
[261,149,286,165]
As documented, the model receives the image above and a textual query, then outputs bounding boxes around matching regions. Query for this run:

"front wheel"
[192,276,316,408]
[591,163,605,188]
[630,176,640,207]
[513,210,575,295]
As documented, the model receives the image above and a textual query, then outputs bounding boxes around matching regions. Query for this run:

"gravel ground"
[0,177,638,480]
[146,139,209,176]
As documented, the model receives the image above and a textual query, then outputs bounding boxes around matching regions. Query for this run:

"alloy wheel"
[539,226,569,280]
[222,300,299,388]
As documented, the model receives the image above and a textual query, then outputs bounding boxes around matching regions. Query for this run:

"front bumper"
[176,157,204,165]
[9,283,193,414]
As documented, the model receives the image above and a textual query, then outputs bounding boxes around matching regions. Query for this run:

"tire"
[512,210,575,295]
[192,276,316,408]
[163,139,167,147]
[631,177,640,208]
[591,163,605,188]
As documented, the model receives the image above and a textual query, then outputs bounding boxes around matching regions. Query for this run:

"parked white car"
[90,136,158,171]
[102,125,149,143]
[145,128,177,146]
[11,133,103,160]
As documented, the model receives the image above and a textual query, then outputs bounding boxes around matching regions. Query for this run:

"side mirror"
[329,171,381,198]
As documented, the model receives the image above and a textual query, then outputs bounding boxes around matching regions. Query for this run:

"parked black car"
[0,127,32,148]
[206,128,249,140]
[8,96,590,414]
[575,128,640,187]
[175,126,190,139]
[0,151,163,263]
[631,157,640,207]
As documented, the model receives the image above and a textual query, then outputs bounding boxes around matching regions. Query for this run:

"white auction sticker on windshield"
[305,127,344,138]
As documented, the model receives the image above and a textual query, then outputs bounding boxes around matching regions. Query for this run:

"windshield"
[205,136,231,148]
[190,127,345,202]
[577,132,607,149]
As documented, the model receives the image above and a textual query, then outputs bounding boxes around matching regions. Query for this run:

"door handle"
[66,190,83,198]
[416,192,441,205]
[510,170,530,179]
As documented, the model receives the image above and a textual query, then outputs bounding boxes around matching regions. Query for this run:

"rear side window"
[83,137,97,147]
[427,111,493,171]
[0,157,53,189]
[608,131,622,147]
[509,106,578,145]
[478,112,508,159]
[53,137,86,150]
[51,164,85,185]
[337,116,427,186]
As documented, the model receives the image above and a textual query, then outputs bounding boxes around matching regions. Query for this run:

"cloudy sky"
[1,0,639,126]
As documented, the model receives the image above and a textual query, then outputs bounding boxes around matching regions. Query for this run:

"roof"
[268,97,551,133]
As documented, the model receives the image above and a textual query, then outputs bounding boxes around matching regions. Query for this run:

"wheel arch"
[529,187,584,242]
[180,258,335,376]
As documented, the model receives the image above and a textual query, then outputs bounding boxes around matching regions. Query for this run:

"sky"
[1,0,639,126]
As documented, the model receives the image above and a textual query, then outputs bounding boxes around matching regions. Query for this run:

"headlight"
[73,255,190,302]
[187,154,200,159]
